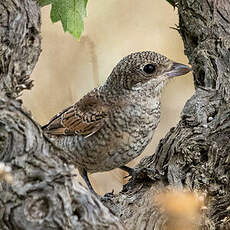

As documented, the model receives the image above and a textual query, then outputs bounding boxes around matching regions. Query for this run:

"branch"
[0,0,41,98]
[1,0,230,229]
[103,0,230,228]
[0,0,124,229]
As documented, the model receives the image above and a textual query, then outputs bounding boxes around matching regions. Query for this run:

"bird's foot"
[86,188,114,202]
[99,189,115,202]
[103,189,114,198]
[119,166,136,178]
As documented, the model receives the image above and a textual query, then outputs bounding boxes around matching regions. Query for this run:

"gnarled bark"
[0,0,230,229]
[105,1,230,229]
[0,1,124,229]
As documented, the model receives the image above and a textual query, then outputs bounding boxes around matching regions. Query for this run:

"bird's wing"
[42,91,109,137]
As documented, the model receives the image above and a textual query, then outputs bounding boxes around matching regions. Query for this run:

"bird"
[42,51,191,195]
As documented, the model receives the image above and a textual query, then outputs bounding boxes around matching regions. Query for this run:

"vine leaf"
[38,0,88,40]
[165,0,177,8]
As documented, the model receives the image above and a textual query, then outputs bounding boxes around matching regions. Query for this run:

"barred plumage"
[43,51,191,194]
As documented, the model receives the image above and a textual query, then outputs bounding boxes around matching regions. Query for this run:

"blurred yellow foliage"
[155,188,206,230]
[0,162,13,183]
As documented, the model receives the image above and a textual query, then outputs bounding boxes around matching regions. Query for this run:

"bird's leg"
[119,165,135,178]
[79,168,114,201]
[79,168,97,195]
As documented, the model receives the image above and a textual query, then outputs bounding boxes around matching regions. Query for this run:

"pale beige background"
[22,0,194,195]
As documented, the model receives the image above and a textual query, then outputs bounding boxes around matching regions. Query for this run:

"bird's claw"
[120,166,136,179]
[124,170,134,178]
[103,189,114,198]
[100,189,115,202]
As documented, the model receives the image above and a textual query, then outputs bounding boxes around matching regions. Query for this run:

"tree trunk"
[0,0,230,229]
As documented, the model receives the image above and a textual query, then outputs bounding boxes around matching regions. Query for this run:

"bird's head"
[106,51,191,91]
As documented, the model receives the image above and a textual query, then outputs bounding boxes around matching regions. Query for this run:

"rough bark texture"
[104,0,230,229]
[0,0,230,229]
[0,0,124,229]
[0,0,41,98]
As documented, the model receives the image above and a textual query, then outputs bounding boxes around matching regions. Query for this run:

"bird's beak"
[166,62,191,77]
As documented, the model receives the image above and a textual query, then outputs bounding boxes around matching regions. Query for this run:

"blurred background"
[22,0,194,195]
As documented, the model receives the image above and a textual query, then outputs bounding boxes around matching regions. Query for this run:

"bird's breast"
[107,95,161,146]
[52,94,162,173]
[111,94,161,131]
[89,95,161,171]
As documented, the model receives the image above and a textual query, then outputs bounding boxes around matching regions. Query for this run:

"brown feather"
[43,89,109,137]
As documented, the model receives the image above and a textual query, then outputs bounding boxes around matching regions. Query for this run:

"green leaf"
[76,0,88,17]
[166,0,176,8]
[50,3,60,23]
[39,0,88,40]
[38,0,53,7]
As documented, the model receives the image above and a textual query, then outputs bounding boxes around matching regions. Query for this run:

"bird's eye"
[143,64,156,74]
